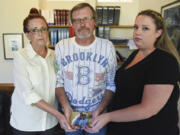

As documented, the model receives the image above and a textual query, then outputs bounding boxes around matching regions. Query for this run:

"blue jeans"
[65,126,106,135]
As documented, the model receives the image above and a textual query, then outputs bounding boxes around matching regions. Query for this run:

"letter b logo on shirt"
[78,66,90,85]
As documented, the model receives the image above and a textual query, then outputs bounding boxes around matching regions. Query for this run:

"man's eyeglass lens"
[73,17,94,24]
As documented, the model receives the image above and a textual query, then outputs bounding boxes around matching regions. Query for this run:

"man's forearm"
[56,87,71,109]
[96,90,114,114]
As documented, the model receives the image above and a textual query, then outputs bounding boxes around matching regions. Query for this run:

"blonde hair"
[138,9,180,69]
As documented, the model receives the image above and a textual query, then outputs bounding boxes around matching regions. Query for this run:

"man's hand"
[64,105,73,123]
[57,113,72,131]
[84,113,110,133]
[63,106,77,132]
[92,109,101,120]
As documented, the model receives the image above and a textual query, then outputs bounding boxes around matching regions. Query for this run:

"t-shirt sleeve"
[145,54,179,84]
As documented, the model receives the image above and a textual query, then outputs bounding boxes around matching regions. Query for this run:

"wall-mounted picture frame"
[161,1,180,53]
[3,33,24,60]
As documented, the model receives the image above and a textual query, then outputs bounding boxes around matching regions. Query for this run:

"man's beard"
[76,27,91,39]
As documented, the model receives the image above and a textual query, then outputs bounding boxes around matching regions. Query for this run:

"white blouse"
[10,44,58,131]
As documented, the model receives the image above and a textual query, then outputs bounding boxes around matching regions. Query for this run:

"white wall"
[0,0,38,83]
[0,0,177,83]
[139,0,175,12]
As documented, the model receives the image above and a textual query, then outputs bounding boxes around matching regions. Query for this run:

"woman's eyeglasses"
[28,27,48,34]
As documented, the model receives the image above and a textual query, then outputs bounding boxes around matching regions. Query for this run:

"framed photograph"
[161,1,180,53]
[3,33,24,60]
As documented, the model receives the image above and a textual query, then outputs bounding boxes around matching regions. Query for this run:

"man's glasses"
[72,17,94,24]
[28,27,48,34]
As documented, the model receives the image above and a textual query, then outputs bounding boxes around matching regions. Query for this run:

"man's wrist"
[95,107,104,115]
[63,104,72,111]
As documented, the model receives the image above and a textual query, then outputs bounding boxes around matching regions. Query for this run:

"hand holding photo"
[70,112,93,128]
